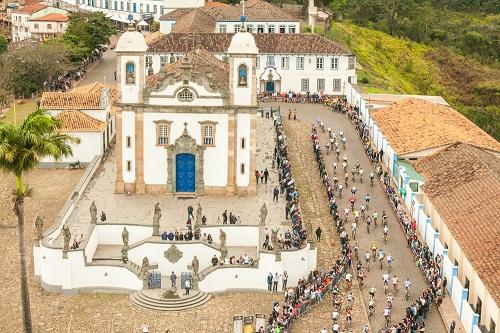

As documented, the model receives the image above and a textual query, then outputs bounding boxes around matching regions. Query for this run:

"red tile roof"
[13,3,46,14]
[414,142,500,304]
[29,13,69,22]
[55,110,105,132]
[370,98,500,155]
[147,33,351,55]
[40,91,103,110]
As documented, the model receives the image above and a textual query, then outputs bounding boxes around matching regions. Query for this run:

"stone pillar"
[226,112,236,195]
[115,111,125,193]
[248,112,257,194]
[135,110,145,194]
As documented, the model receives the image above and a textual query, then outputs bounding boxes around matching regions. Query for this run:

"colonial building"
[159,0,300,34]
[10,3,68,41]
[40,82,116,164]
[114,26,258,195]
[146,33,356,95]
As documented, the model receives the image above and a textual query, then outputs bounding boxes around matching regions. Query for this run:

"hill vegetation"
[328,22,500,140]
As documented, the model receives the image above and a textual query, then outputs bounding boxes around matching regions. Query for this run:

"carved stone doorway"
[166,123,205,193]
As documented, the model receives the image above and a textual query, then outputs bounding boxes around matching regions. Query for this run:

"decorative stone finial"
[183,122,189,136]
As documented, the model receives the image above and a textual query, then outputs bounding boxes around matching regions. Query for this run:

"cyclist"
[373,211,378,226]
[368,285,376,300]
[354,210,360,223]
[369,172,374,186]
[387,253,393,272]
[351,185,357,196]
[331,309,339,323]
[359,168,364,183]
[387,293,394,309]
[365,194,371,209]
[378,248,385,265]
[351,221,357,240]
[392,275,399,294]
[345,271,353,289]
[382,210,388,225]
[366,216,372,233]
[338,184,343,198]
[368,299,376,317]
[351,167,356,181]
[383,307,392,327]
[354,242,359,260]
[357,267,365,286]
[404,278,412,300]
[383,224,389,243]
[382,272,390,293]
[365,250,371,269]
[371,242,377,260]
[332,162,337,173]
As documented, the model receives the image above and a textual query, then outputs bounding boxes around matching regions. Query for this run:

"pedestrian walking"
[267,272,273,291]
[255,170,260,184]
[449,320,456,333]
[170,271,176,287]
[273,186,279,202]
[187,205,194,219]
[315,227,322,242]
[264,168,269,184]
[185,278,191,295]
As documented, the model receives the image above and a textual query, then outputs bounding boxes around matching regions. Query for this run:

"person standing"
[449,320,456,333]
[264,168,269,184]
[142,324,149,333]
[267,272,273,291]
[187,205,194,219]
[293,109,297,120]
[255,170,260,185]
[185,278,191,295]
[315,227,322,242]
[282,271,288,289]
[273,186,279,202]
[170,271,177,288]
[272,273,280,292]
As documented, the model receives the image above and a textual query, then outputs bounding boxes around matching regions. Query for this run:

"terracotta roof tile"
[160,0,296,22]
[146,48,229,94]
[147,33,350,55]
[171,8,216,33]
[29,13,68,22]
[71,82,104,94]
[370,98,500,155]
[13,3,46,14]
[414,143,500,304]
[55,110,105,132]
[40,91,103,110]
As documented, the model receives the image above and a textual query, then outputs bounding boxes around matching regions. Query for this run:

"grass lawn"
[0,99,36,124]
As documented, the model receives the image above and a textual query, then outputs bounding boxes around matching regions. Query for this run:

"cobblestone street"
[264,102,447,333]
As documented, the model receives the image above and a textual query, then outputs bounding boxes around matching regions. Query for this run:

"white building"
[40,82,116,164]
[146,33,357,95]
[115,26,258,195]
[72,0,203,22]
[10,3,68,41]
[159,0,300,34]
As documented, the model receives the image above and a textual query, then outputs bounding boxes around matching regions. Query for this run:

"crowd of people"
[258,91,327,104]
[273,121,308,250]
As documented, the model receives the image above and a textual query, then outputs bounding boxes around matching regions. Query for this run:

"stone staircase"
[129,289,212,312]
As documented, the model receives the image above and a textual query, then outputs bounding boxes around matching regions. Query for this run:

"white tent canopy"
[137,20,149,26]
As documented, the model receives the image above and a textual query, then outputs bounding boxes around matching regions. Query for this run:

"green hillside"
[327,22,500,140]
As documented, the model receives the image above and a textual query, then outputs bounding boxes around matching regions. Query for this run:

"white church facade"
[146,33,357,96]
[115,26,258,195]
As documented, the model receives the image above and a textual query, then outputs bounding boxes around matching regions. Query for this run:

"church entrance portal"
[266,81,275,92]
[175,153,196,192]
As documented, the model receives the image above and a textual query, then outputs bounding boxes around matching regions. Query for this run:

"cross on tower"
[239,0,247,28]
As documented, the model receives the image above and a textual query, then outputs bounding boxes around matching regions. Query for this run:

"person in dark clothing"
[187,205,194,219]
[211,255,218,266]
[264,168,269,184]
[273,186,279,202]
[100,211,106,222]
[255,170,260,184]
[315,227,322,242]
[222,210,228,224]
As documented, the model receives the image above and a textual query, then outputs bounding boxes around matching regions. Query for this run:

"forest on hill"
[297,0,499,139]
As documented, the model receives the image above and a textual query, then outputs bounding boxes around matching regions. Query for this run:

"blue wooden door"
[176,153,195,192]
[266,81,275,92]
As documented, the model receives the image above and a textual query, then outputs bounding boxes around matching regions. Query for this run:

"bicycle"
[384,232,388,244]
[405,288,410,301]
[379,257,384,269]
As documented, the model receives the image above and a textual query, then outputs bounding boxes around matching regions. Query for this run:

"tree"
[0,41,69,97]
[0,109,78,333]
[0,34,7,54]
[65,12,116,52]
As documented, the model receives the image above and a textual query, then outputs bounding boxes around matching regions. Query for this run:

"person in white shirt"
[383,272,390,285]
[142,324,149,333]
[331,309,339,322]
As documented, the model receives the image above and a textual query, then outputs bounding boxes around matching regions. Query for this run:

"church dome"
[116,25,148,53]
[227,30,259,55]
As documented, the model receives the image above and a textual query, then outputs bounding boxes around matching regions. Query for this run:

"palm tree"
[0,109,78,333]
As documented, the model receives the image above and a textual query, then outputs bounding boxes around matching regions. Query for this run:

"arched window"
[238,64,248,87]
[177,88,194,102]
[125,62,135,84]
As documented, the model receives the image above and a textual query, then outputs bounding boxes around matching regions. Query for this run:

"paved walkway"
[272,111,370,333]
[264,102,447,333]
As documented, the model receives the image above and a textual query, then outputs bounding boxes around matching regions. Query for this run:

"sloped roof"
[160,0,296,22]
[13,3,46,14]
[171,8,216,33]
[146,48,229,94]
[147,33,351,55]
[29,13,68,22]
[414,142,500,304]
[55,110,105,132]
[40,91,103,110]
[370,98,500,155]
[71,82,104,94]
[144,31,165,45]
